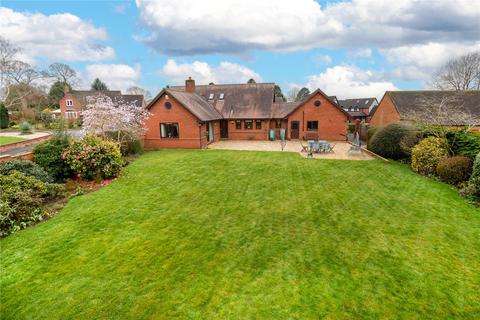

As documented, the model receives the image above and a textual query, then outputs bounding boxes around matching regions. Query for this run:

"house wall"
[199,121,221,147]
[286,92,347,140]
[59,94,83,121]
[370,94,401,127]
[269,119,288,139]
[226,119,270,140]
[144,94,203,149]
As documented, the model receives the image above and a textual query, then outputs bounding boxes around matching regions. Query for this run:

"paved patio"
[208,140,374,160]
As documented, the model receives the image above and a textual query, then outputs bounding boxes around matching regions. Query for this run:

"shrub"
[446,130,480,158]
[123,138,144,156]
[347,124,356,134]
[466,152,480,195]
[63,135,124,180]
[368,122,414,159]
[19,121,32,134]
[436,156,473,185]
[0,160,53,183]
[400,129,423,158]
[0,102,9,129]
[0,171,64,237]
[411,137,449,175]
[105,131,144,156]
[33,135,73,182]
[367,127,378,145]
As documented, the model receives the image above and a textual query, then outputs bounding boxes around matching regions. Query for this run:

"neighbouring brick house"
[144,78,349,149]
[338,97,378,122]
[59,86,144,122]
[370,90,480,128]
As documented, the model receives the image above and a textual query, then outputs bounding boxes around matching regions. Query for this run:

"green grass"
[1,150,479,319]
[0,136,27,145]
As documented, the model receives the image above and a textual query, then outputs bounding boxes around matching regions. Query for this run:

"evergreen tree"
[91,78,109,91]
[48,81,71,108]
[296,87,311,101]
[0,103,9,129]
[247,78,256,84]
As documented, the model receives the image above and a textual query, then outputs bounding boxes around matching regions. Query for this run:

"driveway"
[208,140,374,160]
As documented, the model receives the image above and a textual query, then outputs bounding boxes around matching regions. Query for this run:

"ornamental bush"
[411,137,449,175]
[467,152,480,194]
[0,160,53,183]
[19,121,32,134]
[446,130,480,158]
[368,122,414,159]
[436,156,473,185]
[63,135,124,180]
[0,171,64,237]
[33,135,73,182]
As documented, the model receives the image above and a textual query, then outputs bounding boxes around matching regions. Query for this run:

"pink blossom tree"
[82,94,150,145]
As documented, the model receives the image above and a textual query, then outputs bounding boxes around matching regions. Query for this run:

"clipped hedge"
[436,156,473,185]
[0,160,53,183]
[411,137,448,175]
[368,122,413,159]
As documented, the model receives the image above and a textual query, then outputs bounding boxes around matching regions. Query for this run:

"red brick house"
[338,97,378,122]
[144,78,349,149]
[370,90,480,127]
[59,86,144,122]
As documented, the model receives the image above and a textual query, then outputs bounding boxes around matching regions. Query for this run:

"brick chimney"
[185,77,195,93]
[63,84,70,95]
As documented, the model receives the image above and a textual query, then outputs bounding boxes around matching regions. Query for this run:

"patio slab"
[208,140,374,160]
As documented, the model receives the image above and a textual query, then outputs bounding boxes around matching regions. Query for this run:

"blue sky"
[1,0,479,99]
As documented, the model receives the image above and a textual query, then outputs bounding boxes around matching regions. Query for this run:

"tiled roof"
[166,89,223,121]
[69,90,144,109]
[372,91,480,123]
[171,83,276,119]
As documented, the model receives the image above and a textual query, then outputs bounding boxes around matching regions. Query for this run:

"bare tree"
[47,62,78,86]
[287,87,300,102]
[0,37,21,100]
[404,96,480,153]
[126,86,152,101]
[432,52,480,90]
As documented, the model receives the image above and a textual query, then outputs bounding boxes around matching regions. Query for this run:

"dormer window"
[219,93,224,100]
[208,93,214,100]
[349,107,353,112]
[66,99,73,107]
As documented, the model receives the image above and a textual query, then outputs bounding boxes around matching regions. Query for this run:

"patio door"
[207,122,214,143]
[290,121,299,139]
[220,120,228,139]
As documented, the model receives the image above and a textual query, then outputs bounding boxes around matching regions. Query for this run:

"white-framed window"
[208,93,215,100]
[219,93,225,100]
[66,99,73,107]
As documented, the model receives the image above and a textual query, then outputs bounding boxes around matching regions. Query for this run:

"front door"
[220,120,228,139]
[290,121,299,139]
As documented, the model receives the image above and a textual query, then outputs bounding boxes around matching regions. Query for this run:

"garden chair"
[325,143,336,153]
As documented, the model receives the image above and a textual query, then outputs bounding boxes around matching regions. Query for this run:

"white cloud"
[304,65,398,99]
[84,64,141,91]
[159,59,261,85]
[135,0,480,55]
[0,7,115,63]
[314,54,332,65]
[382,42,480,81]
[349,48,372,58]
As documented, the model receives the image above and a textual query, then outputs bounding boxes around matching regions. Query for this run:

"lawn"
[0,135,27,145]
[1,150,479,319]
